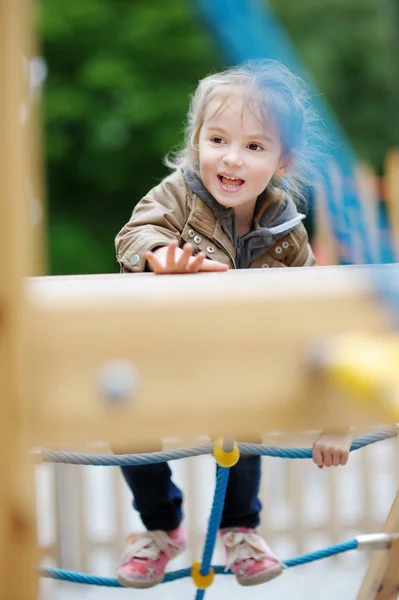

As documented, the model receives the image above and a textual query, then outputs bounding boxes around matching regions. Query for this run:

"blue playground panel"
[194,0,389,264]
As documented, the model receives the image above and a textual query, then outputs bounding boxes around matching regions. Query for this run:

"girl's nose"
[222,151,243,168]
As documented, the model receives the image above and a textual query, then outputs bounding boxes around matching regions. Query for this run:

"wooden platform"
[27,264,398,451]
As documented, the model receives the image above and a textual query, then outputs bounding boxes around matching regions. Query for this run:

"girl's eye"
[248,143,264,151]
[210,136,225,144]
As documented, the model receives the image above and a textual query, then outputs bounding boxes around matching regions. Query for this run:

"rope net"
[37,427,398,597]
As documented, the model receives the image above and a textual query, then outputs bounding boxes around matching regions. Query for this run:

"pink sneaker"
[220,527,285,586]
[117,525,187,588]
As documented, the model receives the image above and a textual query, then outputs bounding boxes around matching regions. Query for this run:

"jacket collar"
[183,168,305,246]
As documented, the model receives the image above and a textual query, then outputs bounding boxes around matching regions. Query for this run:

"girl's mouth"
[218,174,245,192]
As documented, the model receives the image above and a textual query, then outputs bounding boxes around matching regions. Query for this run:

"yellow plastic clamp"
[213,437,240,467]
[323,334,399,420]
[191,562,215,589]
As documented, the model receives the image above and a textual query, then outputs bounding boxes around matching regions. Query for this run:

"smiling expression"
[198,92,284,223]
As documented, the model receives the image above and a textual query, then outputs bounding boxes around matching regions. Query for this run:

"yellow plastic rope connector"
[321,333,399,420]
[213,437,240,467]
[191,562,215,589]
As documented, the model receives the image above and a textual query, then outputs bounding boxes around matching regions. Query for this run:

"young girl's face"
[198,93,284,216]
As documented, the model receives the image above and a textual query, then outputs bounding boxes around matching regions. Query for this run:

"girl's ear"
[274,166,285,178]
[274,157,290,178]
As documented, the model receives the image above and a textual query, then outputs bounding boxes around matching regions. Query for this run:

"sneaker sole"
[236,564,285,586]
[117,573,165,589]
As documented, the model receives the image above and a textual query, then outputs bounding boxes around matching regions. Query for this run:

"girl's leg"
[218,456,285,586]
[118,463,186,588]
[121,463,183,531]
[220,455,261,529]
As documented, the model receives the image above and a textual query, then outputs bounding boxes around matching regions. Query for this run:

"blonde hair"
[165,59,324,207]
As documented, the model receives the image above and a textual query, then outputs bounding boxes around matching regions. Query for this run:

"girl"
[114,59,352,588]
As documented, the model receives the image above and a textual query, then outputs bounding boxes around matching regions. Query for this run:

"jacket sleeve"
[115,174,188,272]
[284,224,317,267]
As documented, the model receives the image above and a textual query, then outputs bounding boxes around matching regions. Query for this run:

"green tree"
[39,0,221,274]
[39,0,398,274]
[269,0,399,168]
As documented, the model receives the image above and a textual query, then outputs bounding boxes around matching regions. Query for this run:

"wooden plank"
[27,266,398,450]
[357,492,399,600]
[25,9,46,277]
[0,1,38,599]
[385,149,399,261]
[355,162,381,264]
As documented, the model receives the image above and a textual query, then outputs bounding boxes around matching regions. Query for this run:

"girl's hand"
[312,432,352,469]
[145,240,229,274]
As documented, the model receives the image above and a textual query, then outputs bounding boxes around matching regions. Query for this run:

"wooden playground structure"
[1,1,399,599]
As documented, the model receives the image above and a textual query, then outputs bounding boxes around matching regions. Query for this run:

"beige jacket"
[115,169,316,272]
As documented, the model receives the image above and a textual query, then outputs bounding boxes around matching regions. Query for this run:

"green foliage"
[269,0,399,168]
[39,0,399,274]
[39,0,221,274]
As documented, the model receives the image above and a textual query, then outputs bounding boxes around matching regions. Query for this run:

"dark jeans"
[121,455,262,531]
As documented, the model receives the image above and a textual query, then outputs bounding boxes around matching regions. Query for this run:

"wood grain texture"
[27,266,398,449]
[0,1,39,598]
[357,492,399,600]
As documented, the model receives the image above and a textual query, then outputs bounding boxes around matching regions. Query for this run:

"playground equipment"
[1,1,399,599]
[36,429,399,599]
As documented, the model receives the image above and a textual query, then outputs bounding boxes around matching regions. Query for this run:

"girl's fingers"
[145,252,164,274]
[312,445,323,467]
[199,258,229,272]
[166,241,178,271]
[323,451,333,467]
[189,252,205,272]
[332,452,341,467]
[147,244,228,275]
[340,451,349,466]
[177,243,193,270]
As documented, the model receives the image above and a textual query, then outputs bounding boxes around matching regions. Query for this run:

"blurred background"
[33,1,399,599]
[37,0,399,275]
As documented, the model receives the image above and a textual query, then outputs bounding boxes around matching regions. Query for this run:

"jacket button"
[282,241,289,249]
[275,246,282,254]
[262,263,269,268]
[188,229,195,238]
[130,254,140,266]
[206,246,215,254]
[194,235,202,244]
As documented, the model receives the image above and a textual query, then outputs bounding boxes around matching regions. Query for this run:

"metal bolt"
[98,360,139,405]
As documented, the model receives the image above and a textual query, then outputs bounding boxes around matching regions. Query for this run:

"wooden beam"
[385,149,399,261]
[355,162,381,264]
[0,1,39,599]
[357,492,399,600]
[27,265,398,450]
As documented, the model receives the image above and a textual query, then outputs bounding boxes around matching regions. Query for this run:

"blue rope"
[37,538,359,587]
[41,445,214,466]
[200,467,230,576]
[37,429,397,600]
[40,427,397,466]
[284,539,357,567]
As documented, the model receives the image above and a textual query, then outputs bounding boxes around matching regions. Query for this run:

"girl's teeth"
[220,174,243,187]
